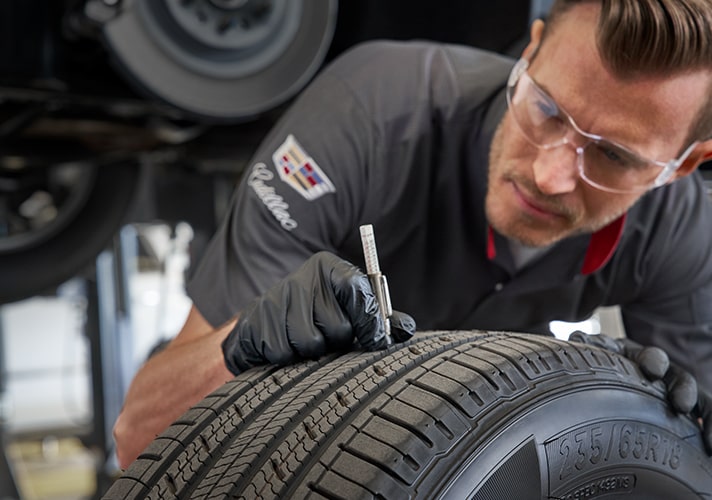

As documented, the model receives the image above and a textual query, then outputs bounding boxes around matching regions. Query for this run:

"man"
[113,0,712,469]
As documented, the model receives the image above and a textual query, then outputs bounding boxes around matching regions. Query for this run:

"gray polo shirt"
[187,40,712,390]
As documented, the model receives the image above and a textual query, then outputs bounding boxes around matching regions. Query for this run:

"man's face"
[486,3,711,247]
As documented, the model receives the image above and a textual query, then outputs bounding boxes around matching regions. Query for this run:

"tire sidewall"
[432,382,709,499]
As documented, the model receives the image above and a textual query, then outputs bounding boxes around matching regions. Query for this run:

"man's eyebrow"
[527,71,556,101]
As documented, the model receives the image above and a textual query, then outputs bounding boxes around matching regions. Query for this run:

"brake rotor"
[102,0,337,122]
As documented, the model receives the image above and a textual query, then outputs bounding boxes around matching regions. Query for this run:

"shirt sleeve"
[185,42,396,327]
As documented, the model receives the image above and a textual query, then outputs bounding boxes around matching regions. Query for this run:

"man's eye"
[596,144,647,170]
[535,98,559,118]
[601,147,624,164]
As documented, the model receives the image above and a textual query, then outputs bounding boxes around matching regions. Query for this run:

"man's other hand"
[569,331,712,455]
[222,251,416,375]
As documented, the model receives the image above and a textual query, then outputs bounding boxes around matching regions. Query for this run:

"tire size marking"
[546,421,682,484]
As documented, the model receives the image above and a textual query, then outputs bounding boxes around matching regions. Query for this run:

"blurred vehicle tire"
[0,162,140,304]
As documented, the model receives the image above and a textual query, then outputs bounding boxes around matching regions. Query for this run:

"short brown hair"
[546,0,712,143]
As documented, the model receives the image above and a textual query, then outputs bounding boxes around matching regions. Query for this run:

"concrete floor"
[5,437,97,500]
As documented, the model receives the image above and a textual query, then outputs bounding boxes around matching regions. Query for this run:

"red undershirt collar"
[487,214,626,275]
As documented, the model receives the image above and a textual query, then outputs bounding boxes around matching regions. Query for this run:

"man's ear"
[672,139,712,180]
[521,19,545,60]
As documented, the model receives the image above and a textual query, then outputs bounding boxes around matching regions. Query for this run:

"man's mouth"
[509,180,572,221]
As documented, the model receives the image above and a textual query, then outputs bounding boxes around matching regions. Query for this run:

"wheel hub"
[164,0,283,52]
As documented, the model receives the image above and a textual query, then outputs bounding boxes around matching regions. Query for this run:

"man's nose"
[531,144,580,195]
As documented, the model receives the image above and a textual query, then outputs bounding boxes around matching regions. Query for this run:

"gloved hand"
[569,331,712,454]
[222,251,416,375]
[661,362,712,455]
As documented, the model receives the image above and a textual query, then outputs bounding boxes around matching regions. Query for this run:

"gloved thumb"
[390,311,416,343]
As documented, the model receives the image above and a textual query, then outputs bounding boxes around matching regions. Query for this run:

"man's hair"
[546,0,712,143]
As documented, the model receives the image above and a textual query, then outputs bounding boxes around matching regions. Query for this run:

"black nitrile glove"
[569,331,712,454]
[222,251,416,375]
[662,363,712,455]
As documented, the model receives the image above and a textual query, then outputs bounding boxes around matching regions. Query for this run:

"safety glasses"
[506,58,698,193]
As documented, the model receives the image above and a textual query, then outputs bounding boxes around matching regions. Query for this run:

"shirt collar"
[487,214,626,275]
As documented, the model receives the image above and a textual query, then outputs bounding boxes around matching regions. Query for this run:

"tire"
[0,162,140,304]
[103,331,712,499]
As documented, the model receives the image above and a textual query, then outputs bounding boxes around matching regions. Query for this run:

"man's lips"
[510,180,570,220]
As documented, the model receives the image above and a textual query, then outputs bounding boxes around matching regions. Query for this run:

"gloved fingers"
[221,325,255,375]
[567,330,590,345]
[694,388,712,455]
[254,251,356,362]
[320,253,387,351]
[663,364,698,414]
[390,310,417,343]
[615,338,669,380]
[308,277,354,354]
[279,281,333,359]
[242,286,307,366]
[221,298,290,374]
[568,331,623,354]
[633,346,669,380]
